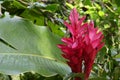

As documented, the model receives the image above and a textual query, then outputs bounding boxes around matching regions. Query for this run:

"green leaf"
[94,3,101,10]
[113,67,120,80]
[20,9,45,25]
[66,3,74,9]
[0,12,63,61]
[47,21,64,37]
[13,1,26,9]
[45,4,59,12]
[115,54,120,62]
[89,77,107,80]
[115,54,120,58]
[115,0,120,7]
[98,11,105,17]
[0,12,71,77]
[0,53,71,77]
[83,0,91,6]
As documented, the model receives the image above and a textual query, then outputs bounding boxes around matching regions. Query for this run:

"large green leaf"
[0,53,71,77]
[0,12,71,77]
[0,12,63,61]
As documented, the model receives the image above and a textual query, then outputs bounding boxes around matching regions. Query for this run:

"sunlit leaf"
[0,12,71,77]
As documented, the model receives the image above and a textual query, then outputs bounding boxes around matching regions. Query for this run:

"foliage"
[0,0,120,80]
[0,12,71,79]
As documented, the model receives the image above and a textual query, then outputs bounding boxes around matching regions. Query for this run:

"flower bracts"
[58,8,104,80]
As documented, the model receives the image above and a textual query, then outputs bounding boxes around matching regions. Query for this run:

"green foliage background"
[0,0,120,80]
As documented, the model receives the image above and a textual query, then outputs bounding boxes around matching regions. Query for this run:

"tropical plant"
[0,0,120,80]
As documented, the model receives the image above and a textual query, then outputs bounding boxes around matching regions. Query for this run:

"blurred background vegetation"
[0,0,120,80]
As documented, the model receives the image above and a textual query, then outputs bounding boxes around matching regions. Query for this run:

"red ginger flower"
[58,8,104,80]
